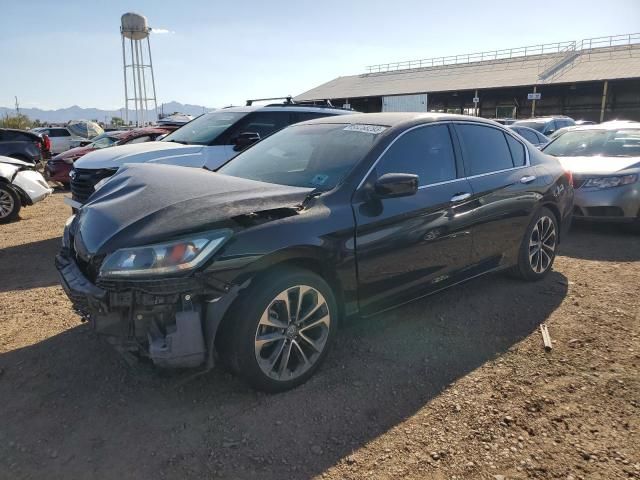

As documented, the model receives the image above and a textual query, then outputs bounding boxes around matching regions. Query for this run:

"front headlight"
[99,229,232,278]
[582,174,638,189]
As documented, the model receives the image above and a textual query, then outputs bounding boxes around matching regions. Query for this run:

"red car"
[46,127,176,186]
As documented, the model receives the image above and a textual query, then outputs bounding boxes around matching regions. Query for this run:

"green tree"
[111,116,125,127]
[0,113,33,129]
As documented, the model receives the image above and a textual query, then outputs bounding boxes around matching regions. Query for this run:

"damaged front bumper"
[55,251,243,369]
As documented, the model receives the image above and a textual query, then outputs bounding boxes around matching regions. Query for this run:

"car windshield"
[217,123,384,190]
[90,133,120,149]
[544,128,640,157]
[514,121,546,133]
[161,112,247,145]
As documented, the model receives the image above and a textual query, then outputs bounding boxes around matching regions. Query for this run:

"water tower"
[121,13,158,126]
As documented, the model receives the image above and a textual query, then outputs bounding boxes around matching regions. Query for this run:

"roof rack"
[245,96,352,110]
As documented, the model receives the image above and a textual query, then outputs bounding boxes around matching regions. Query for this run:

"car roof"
[561,120,640,131]
[217,105,353,115]
[299,112,503,128]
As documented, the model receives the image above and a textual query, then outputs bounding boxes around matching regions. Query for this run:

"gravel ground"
[0,191,638,480]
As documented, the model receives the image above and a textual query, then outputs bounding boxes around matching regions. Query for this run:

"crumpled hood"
[555,155,640,174]
[73,141,202,169]
[74,163,312,255]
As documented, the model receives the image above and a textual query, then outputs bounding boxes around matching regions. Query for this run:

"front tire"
[0,184,21,223]
[510,207,558,281]
[217,267,338,392]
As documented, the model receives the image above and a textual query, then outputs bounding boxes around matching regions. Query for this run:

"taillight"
[564,169,574,187]
[43,135,51,152]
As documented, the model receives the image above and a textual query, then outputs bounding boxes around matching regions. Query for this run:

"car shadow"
[561,222,640,262]
[0,270,567,479]
[0,237,62,292]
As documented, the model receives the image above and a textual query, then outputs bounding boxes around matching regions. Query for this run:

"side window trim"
[356,120,530,191]
[356,122,461,190]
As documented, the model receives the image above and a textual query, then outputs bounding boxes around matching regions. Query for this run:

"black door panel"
[453,123,541,267]
[352,124,473,314]
[354,179,474,314]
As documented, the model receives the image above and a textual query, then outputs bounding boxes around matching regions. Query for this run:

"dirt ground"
[0,191,638,480]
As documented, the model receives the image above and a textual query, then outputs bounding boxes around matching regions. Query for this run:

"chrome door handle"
[450,192,471,203]
[520,175,537,184]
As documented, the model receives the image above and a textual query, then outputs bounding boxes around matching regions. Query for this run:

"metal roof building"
[295,34,640,122]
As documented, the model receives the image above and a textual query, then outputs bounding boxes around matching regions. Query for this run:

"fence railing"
[364,33,640,74]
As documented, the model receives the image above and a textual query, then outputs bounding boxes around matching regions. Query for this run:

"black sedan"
[56,113,574,392]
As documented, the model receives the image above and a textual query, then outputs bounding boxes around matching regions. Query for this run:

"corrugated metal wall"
[382,94,428,112]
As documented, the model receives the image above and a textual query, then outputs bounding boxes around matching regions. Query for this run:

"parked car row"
[46,126,178,186]
[56,112,575,392]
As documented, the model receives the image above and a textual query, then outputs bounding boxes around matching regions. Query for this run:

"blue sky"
[1,0,639,110]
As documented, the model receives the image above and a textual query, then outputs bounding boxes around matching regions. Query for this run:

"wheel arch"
[237,247,348,321]
[540,201,562,244]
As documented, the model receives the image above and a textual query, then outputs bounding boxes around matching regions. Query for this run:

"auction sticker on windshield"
[343,124,388,134]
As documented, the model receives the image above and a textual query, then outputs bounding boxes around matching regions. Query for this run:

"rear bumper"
[573,183,640,222]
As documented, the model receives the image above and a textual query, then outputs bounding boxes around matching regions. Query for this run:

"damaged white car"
[0,155,53,223]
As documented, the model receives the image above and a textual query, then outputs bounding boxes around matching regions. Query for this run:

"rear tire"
[0,184,21,223]
[510,207,558,281]
[216,267,338,393]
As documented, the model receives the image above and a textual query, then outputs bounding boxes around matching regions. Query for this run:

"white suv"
[70,102,355,204]
[31,127,81,154]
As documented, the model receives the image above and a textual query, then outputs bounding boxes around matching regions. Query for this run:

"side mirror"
[373,173,419,199]
[233,131,261,151]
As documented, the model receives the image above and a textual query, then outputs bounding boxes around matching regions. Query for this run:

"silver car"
[543,121,640,230]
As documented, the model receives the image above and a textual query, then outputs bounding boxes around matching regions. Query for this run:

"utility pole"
[14,96,20,116]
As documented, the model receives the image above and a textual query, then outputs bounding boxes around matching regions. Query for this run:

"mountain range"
[0,101,215,124]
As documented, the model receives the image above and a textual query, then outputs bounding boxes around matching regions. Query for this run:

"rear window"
[50,129,71,137]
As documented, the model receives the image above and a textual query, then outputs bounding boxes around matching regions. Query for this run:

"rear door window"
[456,124,515,175]
[375,124,457,186]
[220,111,290,145]
[505,134,526,166]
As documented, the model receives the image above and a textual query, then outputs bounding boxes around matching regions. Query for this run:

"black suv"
[0,128,49,164]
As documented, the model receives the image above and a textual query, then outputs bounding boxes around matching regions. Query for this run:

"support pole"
[133,39,145,125]
[531,85,537,118]
[146,36,158,123]
[121,34,129,126]
[474,89,478,116]
[600,80,608,123]
[130,37,138,126]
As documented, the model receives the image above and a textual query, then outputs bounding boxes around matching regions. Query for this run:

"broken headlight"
[99,229,232,278]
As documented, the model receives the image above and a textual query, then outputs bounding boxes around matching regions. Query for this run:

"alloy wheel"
[254,285,331,381]
[0,189,15,219]
[529,215,556,274]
